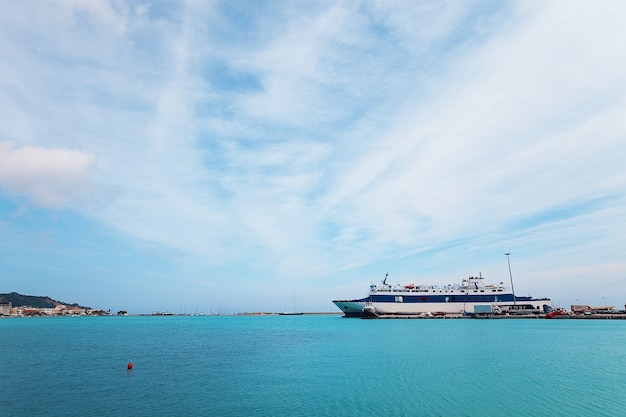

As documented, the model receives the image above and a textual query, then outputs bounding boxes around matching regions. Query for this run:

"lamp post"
[505,253,517,306]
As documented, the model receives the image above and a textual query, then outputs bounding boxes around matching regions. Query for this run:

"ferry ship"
[332,273,553,317]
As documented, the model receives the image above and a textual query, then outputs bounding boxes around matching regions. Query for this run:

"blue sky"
[1,0,624,313]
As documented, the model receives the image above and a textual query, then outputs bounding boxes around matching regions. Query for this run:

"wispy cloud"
[0,0,624,311]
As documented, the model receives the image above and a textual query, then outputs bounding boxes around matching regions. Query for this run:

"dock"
[367,313,626,320]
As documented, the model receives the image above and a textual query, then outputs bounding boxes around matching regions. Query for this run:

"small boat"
[279,290,303,315]
[361,303,378,319]
[545,309,569,318]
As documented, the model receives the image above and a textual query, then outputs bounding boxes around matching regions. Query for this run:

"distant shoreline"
[3,312,626,320]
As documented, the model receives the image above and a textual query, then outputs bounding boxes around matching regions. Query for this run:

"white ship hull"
[333,299,550,317]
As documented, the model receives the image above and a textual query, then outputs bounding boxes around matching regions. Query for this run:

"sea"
[1,315,625,417]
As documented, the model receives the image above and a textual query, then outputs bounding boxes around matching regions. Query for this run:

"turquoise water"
[1,315,625,416]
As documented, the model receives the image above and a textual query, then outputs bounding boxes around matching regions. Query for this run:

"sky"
[1,0,625,314]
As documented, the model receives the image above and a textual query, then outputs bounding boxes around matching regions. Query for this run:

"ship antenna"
[383,272,388,285]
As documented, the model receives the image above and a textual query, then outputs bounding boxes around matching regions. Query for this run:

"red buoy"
[127,362,133,370]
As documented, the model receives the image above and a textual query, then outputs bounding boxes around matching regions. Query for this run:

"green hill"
[0,292,90,309]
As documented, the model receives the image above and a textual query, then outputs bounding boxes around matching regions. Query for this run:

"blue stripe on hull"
[347,294,540,303]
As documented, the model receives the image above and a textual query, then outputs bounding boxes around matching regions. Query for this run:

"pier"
[366,312,626,320]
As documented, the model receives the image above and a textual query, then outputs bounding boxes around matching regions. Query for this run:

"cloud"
[1,0,625,311]
[0,141,96,208]
[90,1,625,271]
